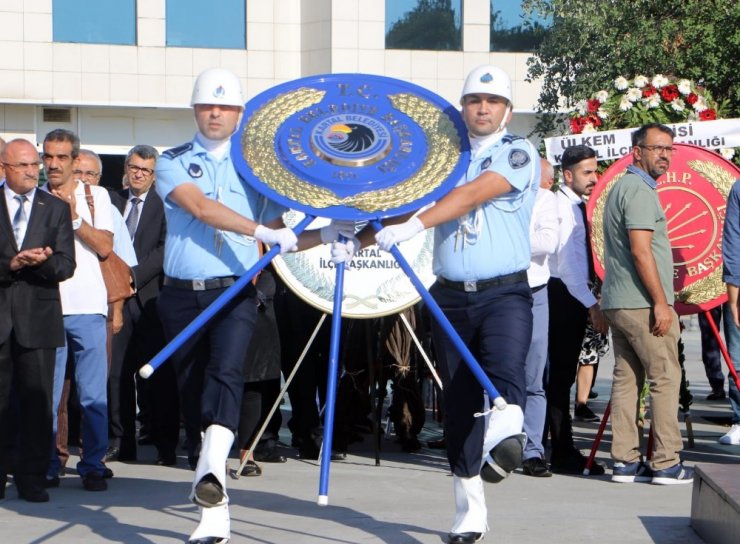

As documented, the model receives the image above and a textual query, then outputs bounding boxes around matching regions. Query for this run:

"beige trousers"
[604,308,684,471]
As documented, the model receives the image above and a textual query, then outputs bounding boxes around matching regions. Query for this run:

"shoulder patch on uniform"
[501,134,523,144]
[480,157,492,171]
[188,163,203,178]
[508,148,531,169]
[162,142,193,159]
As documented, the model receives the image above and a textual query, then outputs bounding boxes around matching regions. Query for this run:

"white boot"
[188,504,230,544]
[480,404,526,483]
[190,424,235,508]
[450,475,488,535]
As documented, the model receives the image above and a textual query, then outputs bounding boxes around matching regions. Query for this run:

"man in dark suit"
[107,144,178,465]
[0,139,76,501]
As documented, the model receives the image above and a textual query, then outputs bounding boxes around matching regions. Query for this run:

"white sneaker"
[719,423,740,445]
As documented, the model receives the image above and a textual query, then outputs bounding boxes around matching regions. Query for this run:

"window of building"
[490,1,550,52]
[166,0,246,49]
[53,0,136,45]
[386,0,462,51]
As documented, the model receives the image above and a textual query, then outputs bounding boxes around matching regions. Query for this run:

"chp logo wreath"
[568,74,737,164]
[573,75,740,415]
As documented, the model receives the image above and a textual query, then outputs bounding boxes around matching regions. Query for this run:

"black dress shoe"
[448,531,483,543]
[522,457,552,477]
[82,471,108,491]
[297,444,346,461]
[104,446,121,462]
[44,476,60,488]
[253,449,287,463]
[18,485,50,502]
[551,451,605,476]
[0,474,6,500]
[298,445,319,460]
[706,389,727,400]
[427,437,447,449]
[239,460,262,477]
[156,452,177,466]
[117,449,137,462]
[15,476,50,502]
[188,537,228,544]
[574,403,600,422]
[188,455,199,471]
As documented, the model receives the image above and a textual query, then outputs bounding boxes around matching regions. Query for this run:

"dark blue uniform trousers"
[158,284,257,435]
[429,279,532,478]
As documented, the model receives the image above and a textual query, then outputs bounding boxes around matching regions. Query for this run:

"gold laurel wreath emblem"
[591,160,732,307]
[275,212,436,318]
[241,88,461,213]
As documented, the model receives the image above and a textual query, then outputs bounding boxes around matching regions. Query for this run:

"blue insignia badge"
[188,163,203,178]
[213,85,226,98]
[508,149,530,169]
[230,73,471,220]
[480,73,493,83]
[480,157,492,171]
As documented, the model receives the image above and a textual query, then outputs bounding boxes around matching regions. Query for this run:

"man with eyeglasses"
[602,122,693,485]
[75,149,138,286]
[0,139,75,502]
[107,145,179,469]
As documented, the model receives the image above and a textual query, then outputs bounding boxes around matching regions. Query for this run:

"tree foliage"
[524,0,740,135]
[386,0,461,51]
[490,9,547,52]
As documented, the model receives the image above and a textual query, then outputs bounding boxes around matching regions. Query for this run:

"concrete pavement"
[0,325,738,543]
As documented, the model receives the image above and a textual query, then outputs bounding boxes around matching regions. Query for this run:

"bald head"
[1,138,37,161]
[2,139,41,195]
[540,158,555,189]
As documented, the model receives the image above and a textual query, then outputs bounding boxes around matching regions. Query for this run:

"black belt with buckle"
[437,271,528,293]
[163,276,238,291]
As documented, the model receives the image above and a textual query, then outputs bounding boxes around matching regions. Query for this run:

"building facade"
[0,0,544,186]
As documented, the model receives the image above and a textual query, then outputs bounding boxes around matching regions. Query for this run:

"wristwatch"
[71,217,82,230]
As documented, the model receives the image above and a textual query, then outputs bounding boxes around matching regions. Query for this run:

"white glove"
[319,220,357,243]
[254,225,298,254]
[374,216,424,252]
[330,237,360,265]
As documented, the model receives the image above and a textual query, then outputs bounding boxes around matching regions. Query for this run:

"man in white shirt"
[521,159,559,477]
[546,145,608,475]
[42,129,115,492]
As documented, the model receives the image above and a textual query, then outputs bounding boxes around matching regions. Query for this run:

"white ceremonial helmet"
[460,64,513,104]
[190,67,244,107]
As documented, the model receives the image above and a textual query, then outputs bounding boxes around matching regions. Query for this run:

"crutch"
[232,313,328,479]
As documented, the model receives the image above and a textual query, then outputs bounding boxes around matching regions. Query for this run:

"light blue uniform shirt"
[155,137,285,280]
[432,132,539,281]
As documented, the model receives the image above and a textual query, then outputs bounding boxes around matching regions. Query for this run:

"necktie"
[578,201,596,285]
[13,194,28,247]
[125,197,141,240]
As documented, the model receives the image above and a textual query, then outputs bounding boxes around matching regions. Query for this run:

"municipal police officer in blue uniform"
[155,68,338,544]
[373,65,540,544]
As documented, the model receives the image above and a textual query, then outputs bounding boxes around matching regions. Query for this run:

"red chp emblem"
[588,143,740,315]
